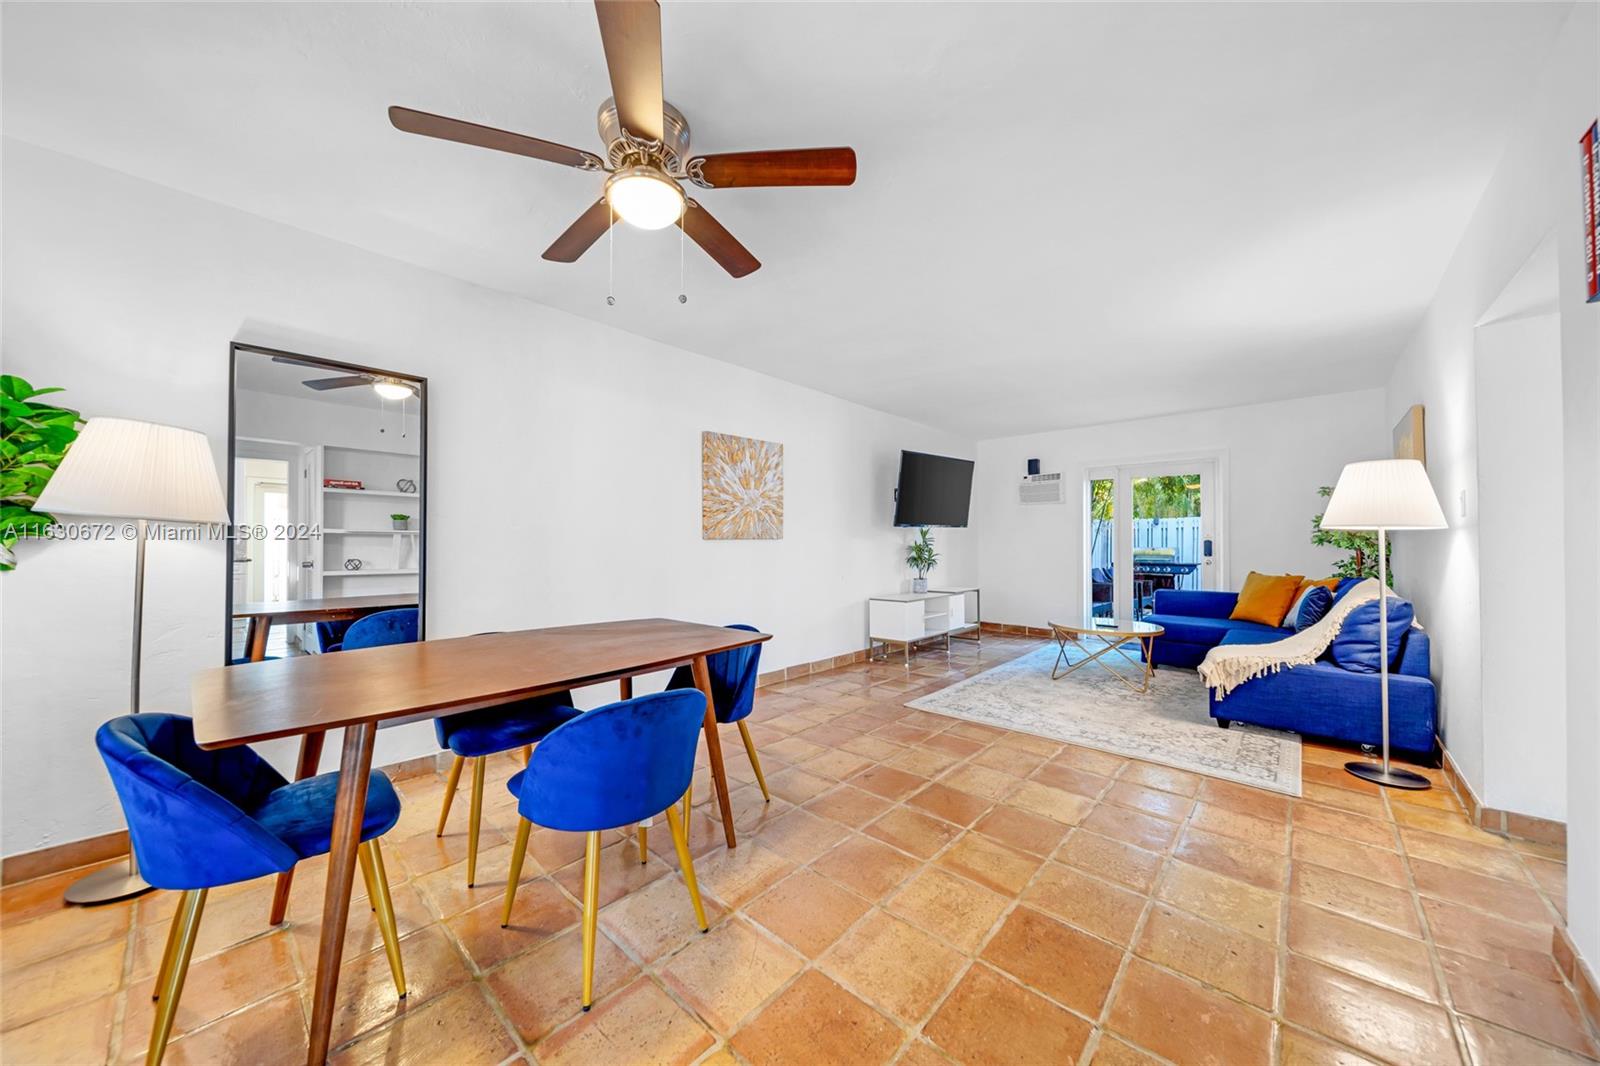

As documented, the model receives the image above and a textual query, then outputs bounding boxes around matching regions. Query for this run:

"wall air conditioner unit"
[1020,472,1063,504]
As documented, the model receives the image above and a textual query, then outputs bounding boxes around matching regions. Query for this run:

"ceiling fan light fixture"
[372,379,416,401]
[605,165,684,230]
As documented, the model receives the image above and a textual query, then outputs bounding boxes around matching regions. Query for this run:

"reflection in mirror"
[226,343,426,664]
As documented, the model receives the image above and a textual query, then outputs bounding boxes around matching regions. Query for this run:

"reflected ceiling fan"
[269,355,417,400]
[387,0,856,279]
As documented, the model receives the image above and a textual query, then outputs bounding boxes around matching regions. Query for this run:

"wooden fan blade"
[388,106,602,170]
[542,200,618,262]
[303,375,372,391]
[678,201,760,278]
[594,0,663,142]
[689,148,857,189]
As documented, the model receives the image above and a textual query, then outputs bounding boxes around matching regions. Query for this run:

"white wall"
[1383,0,1597,974]
[1476,313,1565,820]
[0,139,975,859]
[974,390,1388,628]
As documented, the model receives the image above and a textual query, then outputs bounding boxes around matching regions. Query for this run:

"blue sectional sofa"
[1143,585,1438,758]
[1143,589,1294,669]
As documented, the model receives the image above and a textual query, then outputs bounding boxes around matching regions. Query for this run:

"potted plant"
[1,376,82,571]
[390,513,410,531]
[906,526,938,593]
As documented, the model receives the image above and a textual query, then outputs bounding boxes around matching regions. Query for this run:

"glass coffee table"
[1048,615,1165,693]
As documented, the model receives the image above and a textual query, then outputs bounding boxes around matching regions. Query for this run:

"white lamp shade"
[33,418,228,524]
[1321,459,1447,531]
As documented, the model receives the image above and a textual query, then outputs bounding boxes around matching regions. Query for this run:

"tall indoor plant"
[0,375,82,570]
[906,526,938,593]
[1312,484,1392,585]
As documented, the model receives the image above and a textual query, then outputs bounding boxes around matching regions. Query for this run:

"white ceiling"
[2,2,1569,438]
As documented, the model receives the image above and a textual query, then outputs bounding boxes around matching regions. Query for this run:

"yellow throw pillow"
[1299,577,1342,597]
[1230,572,1306,627]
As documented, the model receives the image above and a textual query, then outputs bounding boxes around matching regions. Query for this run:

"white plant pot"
[911,577,929,593]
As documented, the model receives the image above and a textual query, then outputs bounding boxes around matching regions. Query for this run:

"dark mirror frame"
[224,341,428,665]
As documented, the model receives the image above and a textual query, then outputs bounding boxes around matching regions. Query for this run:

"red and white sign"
[1584,120,1598,303]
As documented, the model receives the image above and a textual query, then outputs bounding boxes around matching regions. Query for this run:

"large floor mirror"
[225,342,427,664]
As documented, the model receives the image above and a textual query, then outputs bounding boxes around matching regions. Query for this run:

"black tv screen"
[893,450,975,527]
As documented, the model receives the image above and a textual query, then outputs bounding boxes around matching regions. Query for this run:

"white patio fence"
[1090,517,1204,590]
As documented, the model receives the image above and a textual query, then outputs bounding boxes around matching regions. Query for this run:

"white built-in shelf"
[323,488,421,500]
[323,568,419,577]
[323,528,420,535]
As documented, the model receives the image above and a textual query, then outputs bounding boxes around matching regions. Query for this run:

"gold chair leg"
[637,824,648,864]
[146,888,206,1066]
[500,818,532,927]
[736,720,770,803]
[663,801,708,932]
[466,756,485,887]
[371,834,399,931]
[580,830,601,1011]
[150,896,183,1001]
[358,841,406,998]
[682,780,693,823]
[520,745,532,766]
[435,754,464,836]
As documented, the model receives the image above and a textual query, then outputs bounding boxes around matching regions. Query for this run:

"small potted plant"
[390,513,410,531]
[906,526,938,593]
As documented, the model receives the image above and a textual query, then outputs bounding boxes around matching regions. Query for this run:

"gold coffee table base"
[1049,618,1164,694]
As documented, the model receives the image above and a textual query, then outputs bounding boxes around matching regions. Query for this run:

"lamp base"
[1344,761,1431,791]
[64,861,154,905]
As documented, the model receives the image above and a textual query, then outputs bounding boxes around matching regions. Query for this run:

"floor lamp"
[34,418,229,904]
[1320,458,1447,791]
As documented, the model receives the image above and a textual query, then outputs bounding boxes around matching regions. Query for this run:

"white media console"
[868,587,982,663]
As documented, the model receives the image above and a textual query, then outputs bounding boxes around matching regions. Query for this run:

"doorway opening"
[1085,457,1223,620]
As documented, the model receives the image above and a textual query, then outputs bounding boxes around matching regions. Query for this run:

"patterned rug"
[908,644,1302,796]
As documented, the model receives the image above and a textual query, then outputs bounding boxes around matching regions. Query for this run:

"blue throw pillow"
[1290,586,1334,632]
[1331,578,1362,602]
[1330,596,1415,672]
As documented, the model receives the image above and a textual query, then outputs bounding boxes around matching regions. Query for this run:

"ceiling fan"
[387,0,856,279]
[269,356,417,400]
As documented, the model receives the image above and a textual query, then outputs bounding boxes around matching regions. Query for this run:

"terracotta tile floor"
[3,636,1597,1065]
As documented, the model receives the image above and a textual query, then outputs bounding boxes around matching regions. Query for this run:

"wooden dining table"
[233,593,419,662]
[190,618,770,1065]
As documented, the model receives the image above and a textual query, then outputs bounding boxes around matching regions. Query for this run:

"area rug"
[907,644,1302,796]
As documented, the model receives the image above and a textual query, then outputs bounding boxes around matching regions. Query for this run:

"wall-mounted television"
[893,450,975,528]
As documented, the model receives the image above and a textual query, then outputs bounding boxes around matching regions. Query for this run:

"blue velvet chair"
[433,689,581,886]
[500,689,709,1010]
[664,623,768,811]
[341,608,419,650]
[315,619,355,653]
[96,714,406,1065]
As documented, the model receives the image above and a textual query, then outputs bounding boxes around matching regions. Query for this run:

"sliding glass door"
[1086,458,1221,620]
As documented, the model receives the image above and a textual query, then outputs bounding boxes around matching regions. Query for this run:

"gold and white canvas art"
[701,431,783,540]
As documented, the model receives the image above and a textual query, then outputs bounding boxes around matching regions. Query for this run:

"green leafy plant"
[1088,478,1114,564]
[1133,474,1201,518]
[0,376,82,571]
[905,526,939,578]
[1312,485,1392,586]
[390,513,410,522]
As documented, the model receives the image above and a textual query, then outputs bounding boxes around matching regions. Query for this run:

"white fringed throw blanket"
[1200,578,1380,698]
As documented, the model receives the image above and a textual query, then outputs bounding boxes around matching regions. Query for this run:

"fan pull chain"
[606,201,616,307]
[678,220,687,305]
